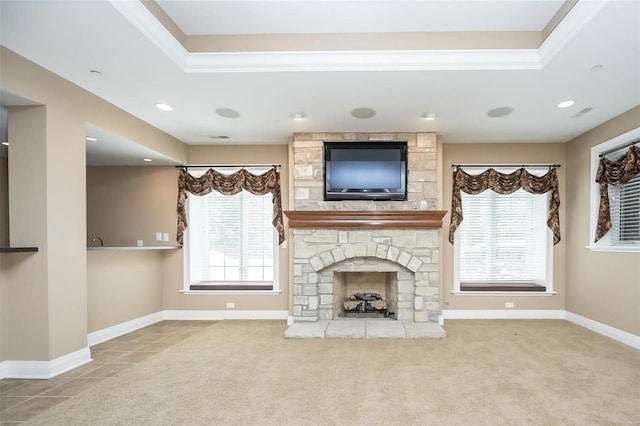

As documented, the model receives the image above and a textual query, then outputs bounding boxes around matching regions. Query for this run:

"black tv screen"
[324,141,407,201]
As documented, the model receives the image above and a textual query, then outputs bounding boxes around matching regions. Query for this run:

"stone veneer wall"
[291,132,440,323]
[293,132,438,210]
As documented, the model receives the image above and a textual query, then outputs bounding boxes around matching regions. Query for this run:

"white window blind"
[458,189,548,284]
[187,172,274,284]
[589,129,640,253]
[608,171,640,245]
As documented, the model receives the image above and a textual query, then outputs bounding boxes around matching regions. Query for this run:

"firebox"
[333,272,398,319]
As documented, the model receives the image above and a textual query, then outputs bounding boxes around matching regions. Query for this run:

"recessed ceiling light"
[89,69,102,75]
[290,112,307,120]
[143,158,153,162]
[351,107,376,119]
[486,107,514,118]
[210,135,229,139]
[1,142,9,146]
[155,103,173,111]
[216,108,240,119]
[590,64,604,72]
[557,100,575,108]
[421,112,437,120]
[85,136,98,142]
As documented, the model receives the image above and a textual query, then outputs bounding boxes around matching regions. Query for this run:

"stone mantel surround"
[286,132,445,338]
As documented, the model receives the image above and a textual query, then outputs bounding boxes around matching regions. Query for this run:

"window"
[609,174,640,245]
[589,127,640,252]
[184,168,278,291]
[454,169,553,293]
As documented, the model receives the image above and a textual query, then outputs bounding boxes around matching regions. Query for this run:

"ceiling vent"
[572,107,593,118]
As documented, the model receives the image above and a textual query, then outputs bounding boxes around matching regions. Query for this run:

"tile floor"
[0,320,216,424]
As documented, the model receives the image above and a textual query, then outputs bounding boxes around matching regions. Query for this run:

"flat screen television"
[323,141,408,201]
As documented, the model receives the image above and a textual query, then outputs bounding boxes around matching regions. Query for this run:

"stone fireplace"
[285,132,446,338]
[286,219,442,323]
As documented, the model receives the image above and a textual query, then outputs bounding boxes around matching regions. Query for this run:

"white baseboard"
[0,347,92,379]
[87,310,288,345]
[565,311,640,350]
[3,309,634,379]
[442,309,565,320]
[163,310,289,321]
[442,309,639,350]
[87,311,164,347]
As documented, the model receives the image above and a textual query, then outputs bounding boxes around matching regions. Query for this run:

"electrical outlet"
[163,233,169,242]
[155,232,162,241]
[226,302,235,309]
[137,240,143,247]
[505,302,514,308]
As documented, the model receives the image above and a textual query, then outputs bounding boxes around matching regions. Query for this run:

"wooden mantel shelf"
[284,210,448,229]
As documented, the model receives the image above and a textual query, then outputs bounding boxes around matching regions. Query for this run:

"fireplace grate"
[341,292,395,319]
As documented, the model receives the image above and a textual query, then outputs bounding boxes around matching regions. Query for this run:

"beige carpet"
[25,320,640,426]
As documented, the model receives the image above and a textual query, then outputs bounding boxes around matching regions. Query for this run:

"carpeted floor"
[22,320,640,426]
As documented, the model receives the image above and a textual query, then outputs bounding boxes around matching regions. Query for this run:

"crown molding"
[538,0,609,65]
[108,0,190,70]
[109,0,608,73]
[185,49,541,73]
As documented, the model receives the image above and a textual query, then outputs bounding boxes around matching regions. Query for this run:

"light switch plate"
[155,232,163,241]
[163,233,169,242]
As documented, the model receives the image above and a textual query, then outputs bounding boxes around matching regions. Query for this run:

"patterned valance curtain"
[177,167,285,246]
[594,145,640,242]
[449,167,561,245]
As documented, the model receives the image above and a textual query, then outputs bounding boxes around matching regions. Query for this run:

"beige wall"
[441,143,566,312]
[185,31,541,53]
[1,102,90,361]
[85,166,179,332]
[565,106,640,336]
[0,157,8,246]
[0,259,4,359]
[0,46,187,363]
[87,166,179,247]
[87,251,164,333]
[1,254,49,361]
[0,160,8,358]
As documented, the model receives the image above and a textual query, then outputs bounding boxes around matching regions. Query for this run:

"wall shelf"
[0,247,39,253]
[87,246,181,251]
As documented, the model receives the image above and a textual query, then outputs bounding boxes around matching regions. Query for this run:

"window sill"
[180,289,282,295]
[451,291,557,296]
[585,244,640,253]
[190,282,273,291]
[460,282,546,292]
